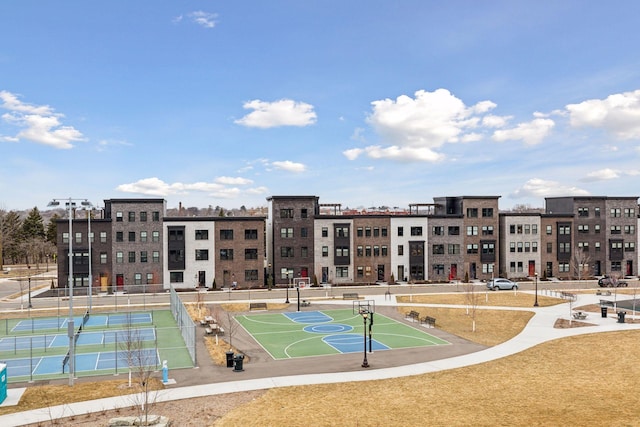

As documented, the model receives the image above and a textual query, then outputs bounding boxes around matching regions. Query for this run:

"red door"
[528,261,536,276]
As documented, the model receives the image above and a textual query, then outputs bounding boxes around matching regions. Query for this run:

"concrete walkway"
[0,290,638,426]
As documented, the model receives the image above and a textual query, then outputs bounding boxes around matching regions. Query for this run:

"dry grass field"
[2,292,639,426]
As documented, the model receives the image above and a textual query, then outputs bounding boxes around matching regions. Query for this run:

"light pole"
[48,197,90,386]
[360,309,369,368]
[80,203,94,313]
[27,265,32,309]
[534,272,539,307]
[286,271,291,304]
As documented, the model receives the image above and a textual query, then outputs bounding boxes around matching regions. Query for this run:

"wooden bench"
[300,300,311,307]
[205,327,214,335]
[405,310,420,322]
[572,312,587,320]
[249,302,267,311]
[343,293,360,300]
[421,315,436,327]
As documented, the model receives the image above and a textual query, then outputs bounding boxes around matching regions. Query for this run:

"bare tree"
[572,247,591,281]
[464,282,480,332]
[118,325,158,425]
[215,306,241,350]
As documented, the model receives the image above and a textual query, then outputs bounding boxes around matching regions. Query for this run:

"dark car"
[598,276,628,287]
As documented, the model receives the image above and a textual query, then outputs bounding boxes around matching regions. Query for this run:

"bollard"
[162,360,168,383]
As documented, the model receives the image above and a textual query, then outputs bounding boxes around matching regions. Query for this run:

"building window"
[245,270,259,281]
[280,247,294,258]
[245,229,258,240]
[116,231,123,242]
[336,227,349,238]
[559,263,570,273]
[116,211,123,222]
[510,242,516,253]
[220,249,234,260]
[281,228,294,238]
[546,225,552,235]
[373,227,380,237]
[532,242,538,252]
[196,249,209,260]
[482,263,494,274]
[245,248,258,260]
[624,225,635,234]
[152,251,160,262]
[365,227,371,237]
[611,261,622,271]
[146,273,153,283]
[301,208,308,218]
[62,232,69,244]
[578,224,589,233]
[322,246,329,257]
[525,242,531,252]
[482,226,494,235]
[467,208,478,218]
[398,245,404,256]
[128,232,136,242]
[195,230,209,240]
[170,272,183,283]
[482,208,493,217]
[116,251,123,263]
[357,266,364,278]
[280,208,293,218]
[169,229,183,240]
[301,247,309,257]
[100,252,107,264]
[517,242,523,252]
[140,231,147,242]
[128,251,135,263]
[559,242,571,253]
[432,244,445,255]
[151,231,160,242]
[433,264,445,275]
[578,207,589,217]
[336,267,348,278]
[532,224,538,234]
[625,208,635,217]
[625,242,635,252]
[578,242,589,252]
[448,226,459,235]
[301,227,308,238]
[220,229,234,240]
[466,226,478,236]
[140,211,147,222]
[381,227,388,237]
[610,225,621,234]
[594,224,601,234]
[594,207,600,217]
[356,227,363,237]
[134,273,142,285]
[373,246,380,256]
[397,227,403,236]
[322,227,328,237]
[547,242,552,253]
[152,211,160,221]
[381,245,388,256]
[140,251,148,263]
[482,243,495,255]
[75,232,82,244]
[100,231,107,243]
[610,208,621,218]
[559,225,571,235]
[128,212,135,222]
[356,246,363,257]
[410,226,422,236]
[510,262,515,273]
[466,244,478,254]
[365,246,372,256]
[336,247,349,257]
[509,225,516,234]
[432,226,444,236]
[448,244,460,255]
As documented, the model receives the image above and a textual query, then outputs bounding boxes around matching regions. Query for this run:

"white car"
[487,278,518,290]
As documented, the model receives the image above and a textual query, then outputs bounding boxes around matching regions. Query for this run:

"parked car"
[486,278,518,291]
[597,276,628,287]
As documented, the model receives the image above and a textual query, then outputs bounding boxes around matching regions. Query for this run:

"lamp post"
[79,203,94,313]
[360,309,369,368]
[48,197,90,386]
[286,271,291,304]
[534,272,539,307]
[27,265,32,309]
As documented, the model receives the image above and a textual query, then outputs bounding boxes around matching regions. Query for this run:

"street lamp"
[286,271,291,304]
[534,272,539,307]
[359,309,369,368]
[27,265,32,309]
[78,203,95,313]
[48,197,90,386]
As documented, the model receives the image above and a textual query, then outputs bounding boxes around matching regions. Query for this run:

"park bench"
[420,315,436,328]
[572,311,587,320]
[405,310,420,322]
[250,302,268,311]
[343,292,360,300]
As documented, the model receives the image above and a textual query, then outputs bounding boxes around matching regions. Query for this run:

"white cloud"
[235,99,317,128]
[583,168,621,182]
[349,88,516,163]
[566,89,640,139]
[492,118,555,146]
[116,176,259,198]
[188,11,218,28]
[215,176,253,185]
[510,178,590,198]
[271,160,307,172]
[0,91,85,149]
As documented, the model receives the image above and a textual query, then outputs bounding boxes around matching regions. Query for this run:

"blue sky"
[2,1,640,211]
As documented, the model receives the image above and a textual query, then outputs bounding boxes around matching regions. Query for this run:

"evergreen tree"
[2,211,23,264]
[22,207,46,239]
[46,214,60,244]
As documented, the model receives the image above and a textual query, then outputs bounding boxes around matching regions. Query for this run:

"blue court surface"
[11,312,153,333]
[3,348,160,378]
[236,309,450,360]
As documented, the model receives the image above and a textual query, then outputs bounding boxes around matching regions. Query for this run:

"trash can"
[617,311,626,323]
[233,354,245,372]
[601,306,608,318]
[225,351,234,368]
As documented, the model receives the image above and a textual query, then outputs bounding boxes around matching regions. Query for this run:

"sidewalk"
[1,291,638,426]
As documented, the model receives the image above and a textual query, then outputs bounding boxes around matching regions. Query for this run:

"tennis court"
[0,310,195,383]
[235,309,450,360]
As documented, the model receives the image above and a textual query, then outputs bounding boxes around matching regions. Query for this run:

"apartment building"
[499,213,541,279]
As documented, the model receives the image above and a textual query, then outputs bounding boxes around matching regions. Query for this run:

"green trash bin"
[233,354,245,372]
